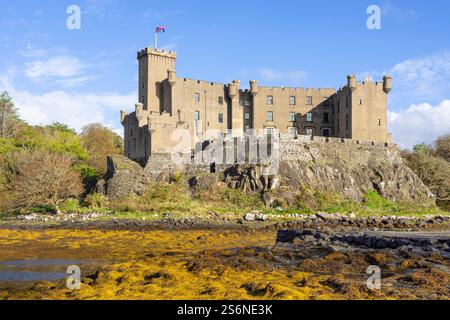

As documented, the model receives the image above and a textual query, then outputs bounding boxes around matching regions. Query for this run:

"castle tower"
[227,80,244,134]
[137,48,177,113]
[383,75,393,94]
[347,74,357,92]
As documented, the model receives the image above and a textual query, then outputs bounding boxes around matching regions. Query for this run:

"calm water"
[0,259,97,282]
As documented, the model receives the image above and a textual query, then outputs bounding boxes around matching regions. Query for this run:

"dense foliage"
[0,92,123,212]
[402,135,450,210]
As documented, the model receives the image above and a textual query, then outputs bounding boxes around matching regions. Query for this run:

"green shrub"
[220,189,263,210]
[59,199,82,213]
[363,189,399,212]
[84,193,109,209]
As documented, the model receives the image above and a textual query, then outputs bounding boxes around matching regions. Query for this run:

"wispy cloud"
[390,51,450,102]
[381,0,417,19]
[25,56,85,81]
[84,0,118,18]
[258,68,306,85]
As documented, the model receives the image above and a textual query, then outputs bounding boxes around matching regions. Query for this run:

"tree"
[404,145,450,210]
[10,150,84,209]
[80,123,123,175]
[434,134,450,162]
[0,91,21,138]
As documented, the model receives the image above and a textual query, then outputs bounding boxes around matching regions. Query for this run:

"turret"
[383,75,393,94]
[120,110,128,123]
[135,103,144,120]
[168,70,176,86]
[250,80,258,96]
[347,74,357,92]
[228,80,240,99]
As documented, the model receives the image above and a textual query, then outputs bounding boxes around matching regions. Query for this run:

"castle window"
[306,128,313,137]
[194,92,200,103]
[194,110,201,121]
[218,113,223,123]
[359,99,363,105]
[130,128,133,136]
[289,96,296,106]
[307,96,313,105]
[267,96,273,105]
[245,112,251,120]
[323,112,329,124]
[323,128,330,137]
[289,112,296,122]
[306,112,313,123]
[267,111,273,122]
[245,100,250,106]
[378,119,381,126]
[218,96,224,105]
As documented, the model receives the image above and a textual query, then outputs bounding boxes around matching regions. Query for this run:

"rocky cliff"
[101,138,435,206]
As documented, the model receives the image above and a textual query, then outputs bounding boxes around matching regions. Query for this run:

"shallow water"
[0,259,100,283]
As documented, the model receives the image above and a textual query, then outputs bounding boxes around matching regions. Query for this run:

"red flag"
[156,26,166,33]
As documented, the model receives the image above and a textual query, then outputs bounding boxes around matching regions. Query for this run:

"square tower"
[137,48,177,113]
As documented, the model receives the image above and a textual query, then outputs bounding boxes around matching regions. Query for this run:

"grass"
[1,182,448,220]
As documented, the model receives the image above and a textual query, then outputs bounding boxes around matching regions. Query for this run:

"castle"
[121,47,392,164]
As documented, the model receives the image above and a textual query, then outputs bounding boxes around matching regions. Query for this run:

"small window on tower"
[307,96,313,105]
[289,112,296,122]
[267,111,274,122]
[289,96,296,105]
[378,119,381,126]
[323,112,329,124]
[218,113,223,123]
[194,111,201,121]
[306,112,313,123]
[218,96,224,105]
[267,96,274,105]
[194,93,201,103]
[245,112,251,120]
[359,99,363,105]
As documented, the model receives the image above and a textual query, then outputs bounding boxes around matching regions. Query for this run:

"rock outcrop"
[101,139,435,206]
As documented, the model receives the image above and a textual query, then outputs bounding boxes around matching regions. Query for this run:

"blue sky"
[0,0,449,148]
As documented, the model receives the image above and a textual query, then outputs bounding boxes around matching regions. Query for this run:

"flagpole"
[155,32,158,49]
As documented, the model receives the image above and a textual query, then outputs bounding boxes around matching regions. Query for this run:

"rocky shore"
[1,211,449,232]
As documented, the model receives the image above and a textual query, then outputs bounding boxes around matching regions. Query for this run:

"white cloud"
[390,51,450,102]
[388,100,450,149]
[258,68,306,85]
[25,56,85,81]
[1,71,135,133]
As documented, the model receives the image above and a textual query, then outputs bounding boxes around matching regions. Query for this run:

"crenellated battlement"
[137,47,177,59]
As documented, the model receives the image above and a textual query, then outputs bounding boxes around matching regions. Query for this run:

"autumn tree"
[434,134,450,162]
[10,150,84,209]
[80,123,123,175]
[404,144,450,210]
